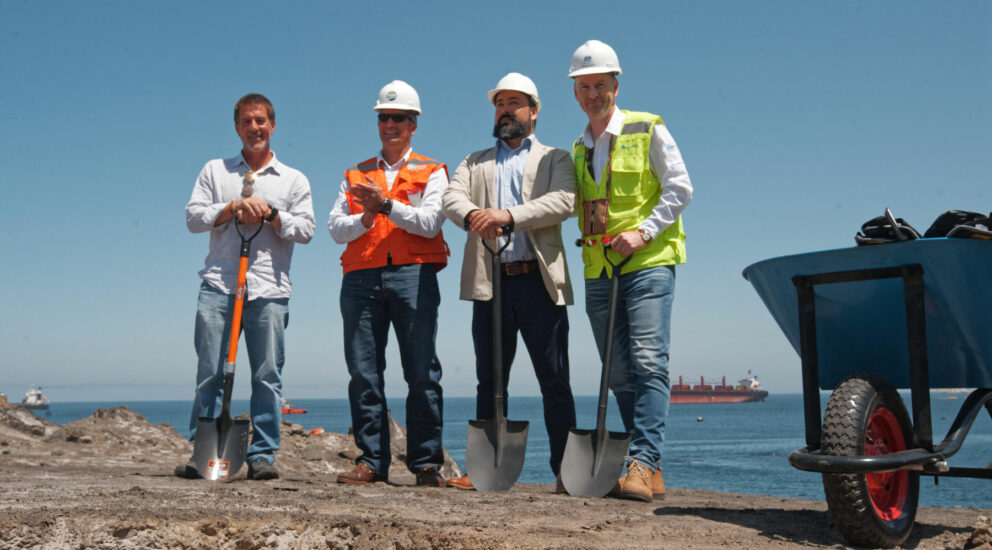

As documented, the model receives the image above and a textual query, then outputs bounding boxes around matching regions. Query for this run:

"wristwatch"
[638,228,653,243]
[265,207,279,223]
[379,198,393,217]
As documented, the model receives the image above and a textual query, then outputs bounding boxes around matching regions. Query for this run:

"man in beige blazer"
[442,73,577,490]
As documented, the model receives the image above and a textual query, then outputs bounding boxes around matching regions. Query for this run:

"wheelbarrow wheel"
[821,373,919,548]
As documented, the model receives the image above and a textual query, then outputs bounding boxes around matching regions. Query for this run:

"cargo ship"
[17,386,50,410]
[671,372,768,404]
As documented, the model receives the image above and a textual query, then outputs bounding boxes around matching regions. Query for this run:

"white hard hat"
[373,80,422,115]
[487,72,541,111]
[568,40,622,78]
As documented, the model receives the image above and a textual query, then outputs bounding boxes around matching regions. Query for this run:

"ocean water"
[40,393,992,509]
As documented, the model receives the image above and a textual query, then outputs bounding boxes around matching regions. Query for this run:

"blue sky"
[1,1,989,403]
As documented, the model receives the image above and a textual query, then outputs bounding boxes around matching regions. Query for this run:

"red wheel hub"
[864,406,909,521]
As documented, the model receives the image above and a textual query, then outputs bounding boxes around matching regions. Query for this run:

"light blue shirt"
[495,135,537,263]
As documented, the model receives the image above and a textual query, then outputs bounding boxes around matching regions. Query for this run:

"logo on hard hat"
[386,91,397,101]
[582,56,592,66]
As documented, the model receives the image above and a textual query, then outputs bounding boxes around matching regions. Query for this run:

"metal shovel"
[561,240,632,497]
[465,226,529,491]
[193,218,262,481]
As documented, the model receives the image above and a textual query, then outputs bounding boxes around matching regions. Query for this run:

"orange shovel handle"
[226,255,250,364]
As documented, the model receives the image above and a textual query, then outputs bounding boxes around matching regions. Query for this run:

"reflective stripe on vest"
[340,152,449,273]
[573,110,686,278]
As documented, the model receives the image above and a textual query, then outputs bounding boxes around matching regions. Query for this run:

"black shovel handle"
[598,241,632,434]
[482,225,513,421]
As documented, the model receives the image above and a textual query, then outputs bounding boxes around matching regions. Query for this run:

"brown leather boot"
[619,460,653,503]
[651,467,666,500]
[337,462,386,485]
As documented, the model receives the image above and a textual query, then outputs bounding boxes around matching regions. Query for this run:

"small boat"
[18,386,50,410]
[281,397,306,415]
[670,372,769,404]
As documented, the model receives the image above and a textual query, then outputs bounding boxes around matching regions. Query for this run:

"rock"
[301,444,324,461]
[0,405,62,442]
[42,427,66,443]
[964,515,992,549]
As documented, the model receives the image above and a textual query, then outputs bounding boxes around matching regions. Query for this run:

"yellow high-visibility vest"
[573,110,686,278]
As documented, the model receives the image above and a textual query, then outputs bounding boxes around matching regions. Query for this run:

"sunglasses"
[377,113,410,123]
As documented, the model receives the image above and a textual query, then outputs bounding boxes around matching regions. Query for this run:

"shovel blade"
[465,418,529,491]
[192,416,250,481]
[560,428,631,497]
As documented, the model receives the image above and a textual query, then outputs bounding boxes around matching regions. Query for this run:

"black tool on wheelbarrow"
[465,225,529,491]
[561,238,632,497]
[193,216,263,481]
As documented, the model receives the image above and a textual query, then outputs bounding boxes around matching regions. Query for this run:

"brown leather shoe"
[555,474,568,495]
[415,466,446,487]
[446,475,475,490]
[651,467,666,500]
[619,460,653,503]
[337,462,385,485]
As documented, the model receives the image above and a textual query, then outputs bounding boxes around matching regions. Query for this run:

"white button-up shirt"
[582,106,693,238]
[328,149,448,244]
[186,152,315,300]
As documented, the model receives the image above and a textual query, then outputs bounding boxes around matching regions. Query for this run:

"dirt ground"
[1,402,990,549]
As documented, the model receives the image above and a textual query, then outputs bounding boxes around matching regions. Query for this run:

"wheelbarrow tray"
[743,238,992,390]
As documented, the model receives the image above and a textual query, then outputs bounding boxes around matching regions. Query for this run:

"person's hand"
[608,230,646,256]
[468,208,512,240]
[233,197,271,223]
[360,209,377,228]
[350,177,386,212]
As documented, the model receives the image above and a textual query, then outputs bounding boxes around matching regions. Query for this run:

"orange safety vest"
[340,153,449,274]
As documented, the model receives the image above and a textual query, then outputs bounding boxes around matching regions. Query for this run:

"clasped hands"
[232,197,272,224]
[350,177,387,227]
[466,208,513,240]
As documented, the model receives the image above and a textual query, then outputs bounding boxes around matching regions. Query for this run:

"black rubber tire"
[821,373,920,548]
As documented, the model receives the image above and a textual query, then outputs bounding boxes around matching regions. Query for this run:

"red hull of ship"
[670,390,768,404]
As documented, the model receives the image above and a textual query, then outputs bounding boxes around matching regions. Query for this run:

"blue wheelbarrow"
[743,237,992,548]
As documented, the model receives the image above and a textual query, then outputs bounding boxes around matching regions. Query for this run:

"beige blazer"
[442,137,577,305]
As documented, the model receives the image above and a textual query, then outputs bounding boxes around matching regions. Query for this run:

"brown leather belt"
[501,260,539,276]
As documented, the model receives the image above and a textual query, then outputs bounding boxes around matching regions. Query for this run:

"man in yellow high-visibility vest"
[569,39,694,503]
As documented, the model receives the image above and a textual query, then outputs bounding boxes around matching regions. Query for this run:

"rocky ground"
[1,396,990,549]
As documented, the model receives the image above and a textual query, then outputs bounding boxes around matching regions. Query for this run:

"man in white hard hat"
[442,72,578,491]
[329,80,450,487]
[179,93,315,481]
[568,40,693,502]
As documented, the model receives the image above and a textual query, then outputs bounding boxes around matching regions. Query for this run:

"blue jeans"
[472,270,575,476]
[585,265,675,472]
[341,263,443,476]
[187,281,289,464]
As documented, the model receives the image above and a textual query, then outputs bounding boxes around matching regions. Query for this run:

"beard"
[492,115,531,142]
